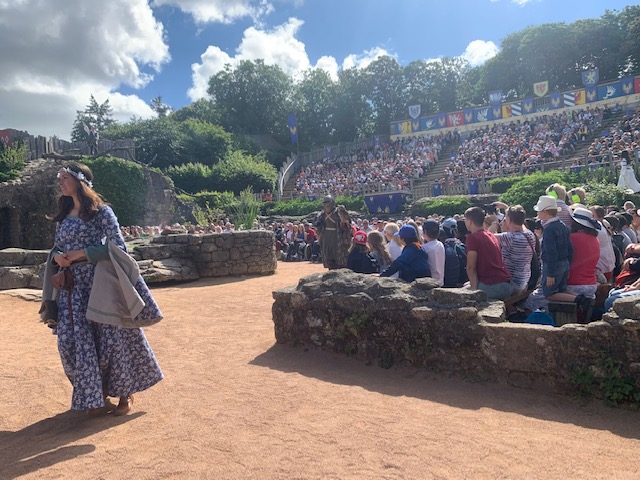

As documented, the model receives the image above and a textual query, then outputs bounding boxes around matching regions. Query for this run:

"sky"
[0,0,637,138]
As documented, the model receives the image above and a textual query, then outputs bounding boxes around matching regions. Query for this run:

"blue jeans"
[604,288,640,312]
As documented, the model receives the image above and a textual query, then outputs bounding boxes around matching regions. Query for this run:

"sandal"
[113,395,134,416]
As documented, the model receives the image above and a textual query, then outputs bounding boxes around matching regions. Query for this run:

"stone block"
[431,287,487,305]
[613,295,640,320]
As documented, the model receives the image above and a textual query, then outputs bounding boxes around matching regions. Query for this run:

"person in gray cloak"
[315,195,352,269]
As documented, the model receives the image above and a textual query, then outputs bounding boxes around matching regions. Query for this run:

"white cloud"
[0,0,169,137]
[461,40,499,66]
[189,18,392,100]
[152,0,274,24]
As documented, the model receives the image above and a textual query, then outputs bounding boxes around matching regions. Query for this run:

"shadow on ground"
[251,344,640,440]
[0,411,145,479]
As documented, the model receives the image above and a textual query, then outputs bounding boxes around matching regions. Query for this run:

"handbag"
[51,268,74,291]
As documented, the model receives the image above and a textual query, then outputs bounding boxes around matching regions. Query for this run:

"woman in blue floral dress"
[51,163,163,415]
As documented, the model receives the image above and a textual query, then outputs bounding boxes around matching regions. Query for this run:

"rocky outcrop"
[273,270,640,399]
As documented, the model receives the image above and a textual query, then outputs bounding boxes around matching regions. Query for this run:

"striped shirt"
[496,230,536,290]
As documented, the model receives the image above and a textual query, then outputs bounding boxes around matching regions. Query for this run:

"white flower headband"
[57,167,93,188]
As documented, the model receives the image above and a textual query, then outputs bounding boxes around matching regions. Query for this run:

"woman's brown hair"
[51,162,106,222]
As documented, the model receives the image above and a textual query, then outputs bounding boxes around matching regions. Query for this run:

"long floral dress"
[54,206,163,411]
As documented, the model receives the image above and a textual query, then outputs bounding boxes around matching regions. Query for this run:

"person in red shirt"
[464,207,513,300]
[566,207,600,300]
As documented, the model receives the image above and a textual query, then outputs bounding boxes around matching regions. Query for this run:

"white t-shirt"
[422,239,445,286]
[386,239,403,261]
[596,221,616,275]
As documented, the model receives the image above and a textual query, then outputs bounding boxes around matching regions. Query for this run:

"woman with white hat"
[565,207,601,305]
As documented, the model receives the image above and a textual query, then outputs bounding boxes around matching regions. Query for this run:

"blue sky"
[0,0,637,137]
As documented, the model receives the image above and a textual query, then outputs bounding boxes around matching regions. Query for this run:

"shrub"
[267,198,321,216]
[230,187,261,229]
[585,182,640,208]
[488,176,523,194]
[179,119,232,166]
[0,142,27,182]
[410,196,473,217]
[165,162,213,193]
[500,170,571,214]
[210,150,277,194]
[83,156,147,226]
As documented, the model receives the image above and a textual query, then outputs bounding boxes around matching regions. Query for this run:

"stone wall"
[134,231,277,278]
[272,270,640,400]
[0,231,277,290]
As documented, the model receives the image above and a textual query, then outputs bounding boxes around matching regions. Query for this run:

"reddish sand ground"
[0,262,639,479]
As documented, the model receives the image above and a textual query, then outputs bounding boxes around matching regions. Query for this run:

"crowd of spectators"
[441,108,604,183]
[584,108,640,165]
[293,132,458,198]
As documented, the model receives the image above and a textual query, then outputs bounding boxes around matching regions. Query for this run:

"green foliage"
[71,95,115,142]
[179,119,232,165]
[181,190,237,210]
[0,142,27,182]
[264,195,364,216]
[500,171,570,214]
[585,182,628,207]
[410,196,473,217]
[165,163,213,193]
[191,203,224,226]
[572,357,640,406]
[230,187,261,230]
[488,176,523,194]
[83,156,146,226]
[210,150,276,194]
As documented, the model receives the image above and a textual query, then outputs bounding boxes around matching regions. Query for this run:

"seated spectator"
[463,207,512,300]
[367,230,391,273]
[439,217,467,288]
[347,230,378,274]
[496,205,536,294]
[421,220,445,286]
[380,225,431,282]
[590,205,616,281]
[383,222,403,261]
[525,196,577,310]
[546,183,573,228]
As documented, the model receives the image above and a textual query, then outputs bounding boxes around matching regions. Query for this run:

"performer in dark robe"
[315,195,352,269]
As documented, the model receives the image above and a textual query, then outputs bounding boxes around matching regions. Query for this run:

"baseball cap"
[353,230,367,245]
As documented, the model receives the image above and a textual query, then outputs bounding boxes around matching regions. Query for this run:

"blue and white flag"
[408,104,421,120]
[488,90,503,106]
[511,102,522,116]
[287,113,298,144]
[581,68,599,87]
[550,92,562,109]
[522,98,534,114]
[563,92,576,107]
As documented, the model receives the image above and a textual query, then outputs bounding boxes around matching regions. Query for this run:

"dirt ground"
[1,262,639,480]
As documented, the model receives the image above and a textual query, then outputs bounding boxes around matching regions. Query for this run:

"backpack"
[443,238,467,287]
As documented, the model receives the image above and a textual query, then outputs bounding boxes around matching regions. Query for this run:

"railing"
[411,149,640,199]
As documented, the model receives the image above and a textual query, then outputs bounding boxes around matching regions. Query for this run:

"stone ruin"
[272,270,640,401]
[0,158,176,250]
[0,231,277,291]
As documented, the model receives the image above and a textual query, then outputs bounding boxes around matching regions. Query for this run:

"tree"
[207,60,293,144]
[179,119,232,166]
[150,96,171,117]
[71,95,115,142]
[333,67,374,141]
[172,98,220,124]
[362,56,406,133]
[292,68,336,148]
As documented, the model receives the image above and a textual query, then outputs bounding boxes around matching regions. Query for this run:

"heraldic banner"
[533,81,549,97]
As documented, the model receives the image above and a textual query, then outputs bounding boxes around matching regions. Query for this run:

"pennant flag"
[492,106,502,119]
[511,102,522,116]
[575,89,586,105]
[287,113,298,144]
[488,90,503,106]
[586,87,597,103]
[533,81,549,97]
[597,81,621,101]
[400,121,412,135]
[446,111,464,128]
[635,76,640,95]
[411,119,421,133]
[408,104,421,119]
[523,98,534,114]
[436,113,447,128]
[501,104,512,119]
[621,77,634,96]
[581,68,599,87]
[563,92,575,107]
[463,109,475,124]
[420,116,436,130]
[473,107,491,123]
[550,92,562,109]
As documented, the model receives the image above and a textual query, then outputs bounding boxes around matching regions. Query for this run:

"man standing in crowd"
[464,207,512,300]
[590,205,616,281]
[315,195,352,269]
